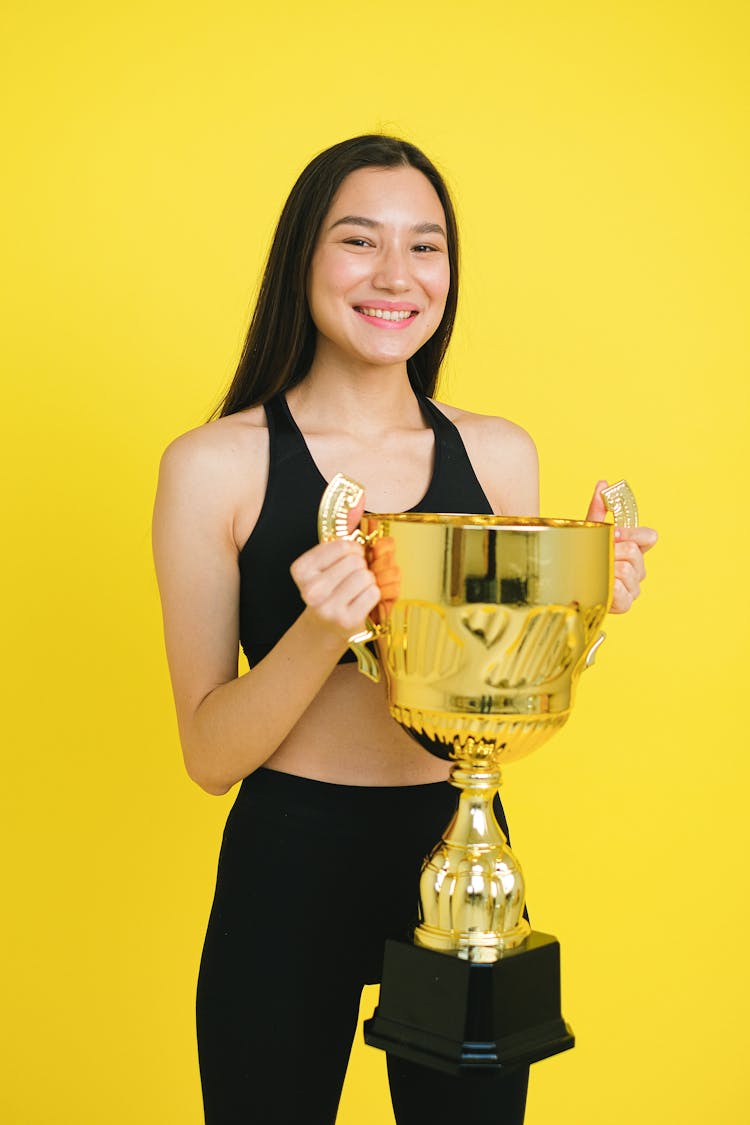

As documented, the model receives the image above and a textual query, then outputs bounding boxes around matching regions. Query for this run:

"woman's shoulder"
[159,406,269,485]
[432,400,537,462]
[155,405,272,552]
[431,399,539,516]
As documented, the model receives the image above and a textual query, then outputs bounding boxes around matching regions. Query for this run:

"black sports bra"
[238,391,493,666]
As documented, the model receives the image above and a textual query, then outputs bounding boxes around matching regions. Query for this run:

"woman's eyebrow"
[328,215,378,231]
[412,221,447,238]
[328,215,447,238]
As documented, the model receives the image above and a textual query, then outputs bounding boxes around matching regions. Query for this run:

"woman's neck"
[288,359,424,437]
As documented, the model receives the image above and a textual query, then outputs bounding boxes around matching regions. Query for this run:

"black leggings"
[197,768,529,1125]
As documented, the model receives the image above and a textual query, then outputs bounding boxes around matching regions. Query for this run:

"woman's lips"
[353,305,419,329]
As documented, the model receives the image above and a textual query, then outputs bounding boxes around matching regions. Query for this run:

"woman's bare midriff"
[262,662,452,786]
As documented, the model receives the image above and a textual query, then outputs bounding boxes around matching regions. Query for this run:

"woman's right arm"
[152,429,380,795]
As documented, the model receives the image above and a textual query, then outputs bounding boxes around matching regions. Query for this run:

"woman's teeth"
[357,307,415,320]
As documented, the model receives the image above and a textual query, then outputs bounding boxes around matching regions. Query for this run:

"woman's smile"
[353,301,420,328]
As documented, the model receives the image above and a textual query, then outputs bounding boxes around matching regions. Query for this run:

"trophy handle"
[601,479,639,529]
[585,479,639,667]
[317,473,383,683]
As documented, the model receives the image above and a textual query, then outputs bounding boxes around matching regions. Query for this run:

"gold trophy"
[318,475,637,1074]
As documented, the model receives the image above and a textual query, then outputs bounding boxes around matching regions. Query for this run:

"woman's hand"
[290,493,381,644]
[368,534,401,622]
[290,538,382,643]
[586,480,658,614]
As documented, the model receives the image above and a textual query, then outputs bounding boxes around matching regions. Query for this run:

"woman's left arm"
[585,480,658,614]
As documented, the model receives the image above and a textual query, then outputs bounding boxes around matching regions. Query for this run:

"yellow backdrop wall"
[2,1,748,1122]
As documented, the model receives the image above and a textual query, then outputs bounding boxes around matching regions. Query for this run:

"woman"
[153,135,656,1125]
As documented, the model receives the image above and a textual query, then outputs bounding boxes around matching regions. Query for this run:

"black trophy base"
[364,930,574,1075]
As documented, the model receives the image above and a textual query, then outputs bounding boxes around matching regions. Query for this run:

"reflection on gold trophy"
[318,475,637,1074]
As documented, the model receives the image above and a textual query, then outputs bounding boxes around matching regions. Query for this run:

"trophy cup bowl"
[318,475,632,1074]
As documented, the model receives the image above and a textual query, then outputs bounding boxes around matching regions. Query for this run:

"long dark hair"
[216,135,459,417]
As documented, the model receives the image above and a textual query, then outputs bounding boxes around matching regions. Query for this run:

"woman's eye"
[413,244,437,253]
[343,238,372,248]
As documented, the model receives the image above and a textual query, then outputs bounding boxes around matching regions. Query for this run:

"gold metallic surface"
[317,476,636,960]
[317,471,365,544]
[415,763,531,961]
[318,474,382,681]
[601,479,639,528]
[360,511,613,764]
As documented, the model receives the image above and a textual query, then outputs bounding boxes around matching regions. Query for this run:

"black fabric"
[238,392,493,666]
[197,768,529,1125]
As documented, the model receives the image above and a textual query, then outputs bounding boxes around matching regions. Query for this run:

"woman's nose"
[372,246,411,292]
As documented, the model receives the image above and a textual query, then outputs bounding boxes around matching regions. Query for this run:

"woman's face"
[307,165,451,371]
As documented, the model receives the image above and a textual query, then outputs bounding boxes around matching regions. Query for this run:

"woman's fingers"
[290,539,363,595]
[369,537,396,576]
[347,492,366,536]
[369,537,400,599]
[615,525,659,553]
[614,538,647,581]
[610,562,640,613]
[608,526,659,612]
[585,479,610,522]
[304,565,380,634]
[295,544,364,602]
[610,576,634,614]
[290,539,380,636]
[583,481,658,615]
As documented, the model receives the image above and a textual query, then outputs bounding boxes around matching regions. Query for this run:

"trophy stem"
[414,756,530,962]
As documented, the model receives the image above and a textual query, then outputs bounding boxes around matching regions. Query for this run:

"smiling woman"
[307,166,451,367]
[152,134,656,1125]
[213,136,460,416]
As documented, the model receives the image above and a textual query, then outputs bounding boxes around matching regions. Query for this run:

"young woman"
[152,135,656,1125]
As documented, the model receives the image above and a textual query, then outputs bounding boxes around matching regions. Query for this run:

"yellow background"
[2,1,748,1121]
